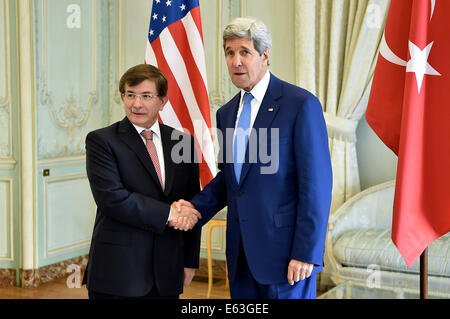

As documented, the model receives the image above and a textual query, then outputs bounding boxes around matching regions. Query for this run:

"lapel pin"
[268,107,274,112]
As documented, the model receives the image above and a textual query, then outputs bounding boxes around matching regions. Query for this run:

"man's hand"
[287,259,314,285]
[172,199,195,211]
[183,268,196,287]
[168,200,201,231]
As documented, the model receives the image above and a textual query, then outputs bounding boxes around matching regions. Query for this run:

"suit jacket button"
[237,191,243,196]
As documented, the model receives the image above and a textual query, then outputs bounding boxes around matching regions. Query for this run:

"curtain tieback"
[323,112,358,143]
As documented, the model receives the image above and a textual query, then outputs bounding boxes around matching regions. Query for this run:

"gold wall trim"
[45,240,91,257]
[37,155,85,168]
[0,159,16,170]
[43,174,92,257]
[0,178,14,261]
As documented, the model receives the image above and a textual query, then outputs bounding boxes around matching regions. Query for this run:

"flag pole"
[420,248,428,299]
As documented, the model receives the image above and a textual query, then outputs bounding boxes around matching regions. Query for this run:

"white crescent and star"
[379,0,441,93]
[406,41,441,92]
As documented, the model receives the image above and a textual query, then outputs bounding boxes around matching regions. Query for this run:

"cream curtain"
[295,0,390,214]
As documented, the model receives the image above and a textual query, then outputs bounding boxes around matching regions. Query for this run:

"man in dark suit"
[173,17,333,299]
[82,64,202,299]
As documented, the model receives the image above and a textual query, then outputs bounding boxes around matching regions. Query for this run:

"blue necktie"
[234,92,253,183]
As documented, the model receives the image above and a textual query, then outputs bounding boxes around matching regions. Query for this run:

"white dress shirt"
[133,121,173,222]
[233,70,271,143]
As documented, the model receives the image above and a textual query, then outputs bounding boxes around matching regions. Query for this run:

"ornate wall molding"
[39,0,98,135]
[43,174,94,258]
[37,155,85,168]
[0,0,12,159]
[0,178,14,262]
[205,0,245,121]
[43,85,98,137]
[0,159,16,170]
[0,0,9,106]
[108,0,124,124]
[35,0,105,159]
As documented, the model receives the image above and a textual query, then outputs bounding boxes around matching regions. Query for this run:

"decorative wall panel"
[44,175,94,256]
[0,179,13,260]
[107,0,127,124]
[0,0,11,159]
[0,0,18,274]
[200,0,242,124]
[34,0,108,159]
[33,0,110,269]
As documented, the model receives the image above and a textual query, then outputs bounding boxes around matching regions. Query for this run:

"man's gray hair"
[223,17,272,55]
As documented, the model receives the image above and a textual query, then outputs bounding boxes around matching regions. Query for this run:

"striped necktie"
[141,130,163,189]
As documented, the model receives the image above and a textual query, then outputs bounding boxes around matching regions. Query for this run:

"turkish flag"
[366,0,450,267]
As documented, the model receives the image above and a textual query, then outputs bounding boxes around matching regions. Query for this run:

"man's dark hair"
[119,64,168,97]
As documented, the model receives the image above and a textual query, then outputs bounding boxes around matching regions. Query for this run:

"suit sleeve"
[291,95,333,266]
[86,131,170,234]
[183,135,202,268]
[190,110,228,228]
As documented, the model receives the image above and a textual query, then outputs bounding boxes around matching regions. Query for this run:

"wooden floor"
[0,272,326,299]
[0,273,230,299]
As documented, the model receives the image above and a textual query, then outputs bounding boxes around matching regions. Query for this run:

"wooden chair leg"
[225,266,229,289]
[206,220,227,298]
[206,223,213,298]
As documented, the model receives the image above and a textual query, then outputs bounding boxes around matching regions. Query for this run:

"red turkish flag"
[366,0,450,267]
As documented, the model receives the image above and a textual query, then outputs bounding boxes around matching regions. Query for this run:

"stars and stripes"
[145,0,216,188]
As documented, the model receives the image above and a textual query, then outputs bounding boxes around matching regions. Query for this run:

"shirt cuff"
[167,206,172,224]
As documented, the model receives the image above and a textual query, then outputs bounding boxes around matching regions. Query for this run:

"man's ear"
[263,49,270,65]
[159,96,169,110]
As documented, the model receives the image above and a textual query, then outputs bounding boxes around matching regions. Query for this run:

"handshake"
[168,199,201,231]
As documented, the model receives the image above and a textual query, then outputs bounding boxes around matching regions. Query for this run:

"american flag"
[145,0,216,188]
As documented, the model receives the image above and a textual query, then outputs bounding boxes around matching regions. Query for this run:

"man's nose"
[132,95,143,106]
[232,55,242,67]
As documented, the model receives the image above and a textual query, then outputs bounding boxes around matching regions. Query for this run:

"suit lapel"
[160,124,175,196]
[223,94,241,190]
[118,117,163,190]
[238,74,282,186]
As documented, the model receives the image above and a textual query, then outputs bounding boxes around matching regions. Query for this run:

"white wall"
[356,115,397,190]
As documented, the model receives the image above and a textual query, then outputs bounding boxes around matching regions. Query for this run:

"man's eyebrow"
[225,45,252,51]
[125,90,153,94]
